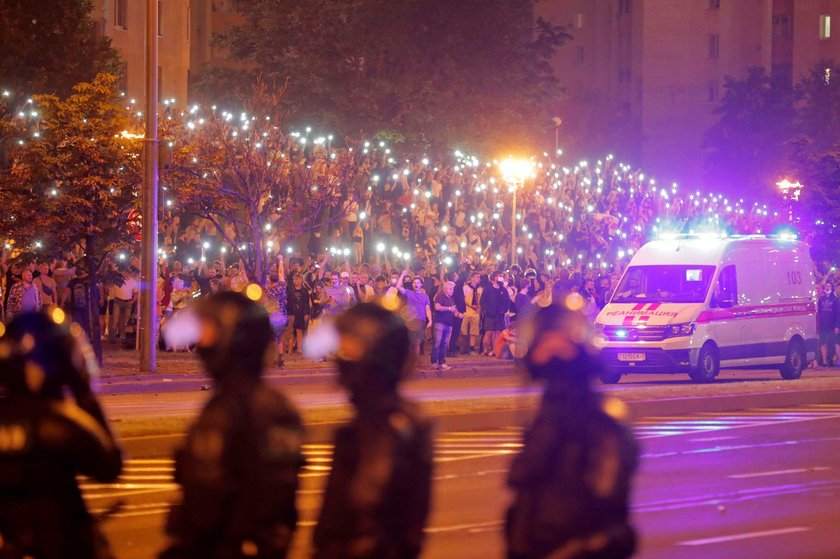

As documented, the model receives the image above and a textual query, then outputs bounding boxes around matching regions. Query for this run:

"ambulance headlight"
[594,323,606,336]
[665,323,695,337]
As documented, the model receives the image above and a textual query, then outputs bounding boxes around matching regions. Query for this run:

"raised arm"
[396,269,409,294]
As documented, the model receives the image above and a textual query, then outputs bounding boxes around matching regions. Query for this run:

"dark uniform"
[0,312,122,559]
[313,303,434,559]
[506,303,638,559]
[161,291,304,559]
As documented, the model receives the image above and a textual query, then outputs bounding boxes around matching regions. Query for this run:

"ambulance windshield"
[612,265,716,304]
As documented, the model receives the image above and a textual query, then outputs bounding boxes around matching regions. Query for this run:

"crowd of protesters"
[6,149,835,371]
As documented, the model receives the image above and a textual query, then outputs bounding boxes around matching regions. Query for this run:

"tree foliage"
[705,62,840,261]
[0,0,122,98]
[703,68,797,196]
[164,83,361,285]
[196,0,569,155]
[555,90,641,166]
[791,63,840,263]
[0,73,142,359]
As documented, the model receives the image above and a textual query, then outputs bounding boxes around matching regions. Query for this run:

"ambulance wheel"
[780,339,805,380]
[690,343,719,383]
[600,370,623,384]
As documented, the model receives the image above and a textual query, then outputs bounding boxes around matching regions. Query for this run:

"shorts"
[484,315,505,332]
[819,329,835,345]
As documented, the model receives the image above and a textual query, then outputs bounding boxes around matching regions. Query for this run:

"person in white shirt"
[108,268,138,343]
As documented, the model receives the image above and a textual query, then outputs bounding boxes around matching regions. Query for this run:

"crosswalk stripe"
[82,403,840,512]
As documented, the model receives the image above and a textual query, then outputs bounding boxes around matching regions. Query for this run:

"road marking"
[690,435,738,442]
[678,526,812,546]
[634,480,840,513]
[729,467,831,479]
[425,520,503,534]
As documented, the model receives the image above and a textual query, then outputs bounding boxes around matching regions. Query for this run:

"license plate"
[617,352,646,362]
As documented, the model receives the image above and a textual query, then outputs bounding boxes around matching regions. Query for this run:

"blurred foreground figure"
[0,311,122,559]
[161,291,304,559]
[506,301,638,559]
[314,303,433,559]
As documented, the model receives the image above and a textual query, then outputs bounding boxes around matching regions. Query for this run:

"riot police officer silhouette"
[313,302,434,559]
[506,300,639,559]
[161,290,305,559]
[0,311,123,559]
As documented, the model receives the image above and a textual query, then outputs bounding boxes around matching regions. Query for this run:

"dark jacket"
[314,398,433,559]
[506,379,638,559]
[0,394,122,559]
[162,379,304,559]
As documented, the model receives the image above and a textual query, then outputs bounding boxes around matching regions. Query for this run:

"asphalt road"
[98,366,840,424]
[89,402,840,558]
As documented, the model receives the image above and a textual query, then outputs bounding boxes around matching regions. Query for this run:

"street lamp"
[777,178,804,222]
[499,158,535,266]
[776,178,803,201]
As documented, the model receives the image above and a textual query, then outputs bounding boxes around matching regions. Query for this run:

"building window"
[574,47,585,64]
[707,80,719,103]
[773,15,793,40]
[115,0,128,29]
[575,12,584,29]
[820,14,831,40]
[618,68,631,83]
[708,0,721,10]
[119,62,128,94]
[708,34,720,58]
[619,0,632,15]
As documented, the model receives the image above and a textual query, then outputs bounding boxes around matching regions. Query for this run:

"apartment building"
[90,0,242,106]
[539,0,840,187]
[90,0,191,105]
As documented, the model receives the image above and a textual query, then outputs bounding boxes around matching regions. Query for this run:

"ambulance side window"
[714,266,738,308]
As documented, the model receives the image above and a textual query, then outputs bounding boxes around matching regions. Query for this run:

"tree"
[703,68,797,197]
[790,142,840,264]
[789,62,840,264]
[196,0,569,155]
[0,73,142,361]
[554,89,641,166]
[795,62,840,158]
[164,83,361,286]
[0,0,122,98]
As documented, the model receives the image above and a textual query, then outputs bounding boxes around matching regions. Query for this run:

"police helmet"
[333,303,411,395]
[0,310,97,398]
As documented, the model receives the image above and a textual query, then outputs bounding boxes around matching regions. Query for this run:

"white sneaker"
[440,364,453,371]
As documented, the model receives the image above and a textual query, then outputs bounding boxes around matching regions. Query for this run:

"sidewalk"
[108,363,840,456]
[96,348,517,394]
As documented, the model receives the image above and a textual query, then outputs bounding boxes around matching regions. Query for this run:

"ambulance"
[594,235,817,383]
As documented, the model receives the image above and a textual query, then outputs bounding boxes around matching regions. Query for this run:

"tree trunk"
[251,217,266,287]
[86,234,104,366]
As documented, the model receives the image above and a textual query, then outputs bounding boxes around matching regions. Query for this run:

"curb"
[119,387,840,458]
[98,362,516,395]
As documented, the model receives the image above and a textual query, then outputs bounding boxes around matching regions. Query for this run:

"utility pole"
[140,0,159,372]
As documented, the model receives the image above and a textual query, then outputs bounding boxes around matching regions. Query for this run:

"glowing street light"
[777,178,804,222]
[499,157,535,266]
[776,178,803,201]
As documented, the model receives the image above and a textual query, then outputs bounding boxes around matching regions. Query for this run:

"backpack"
[73,282,87,309]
